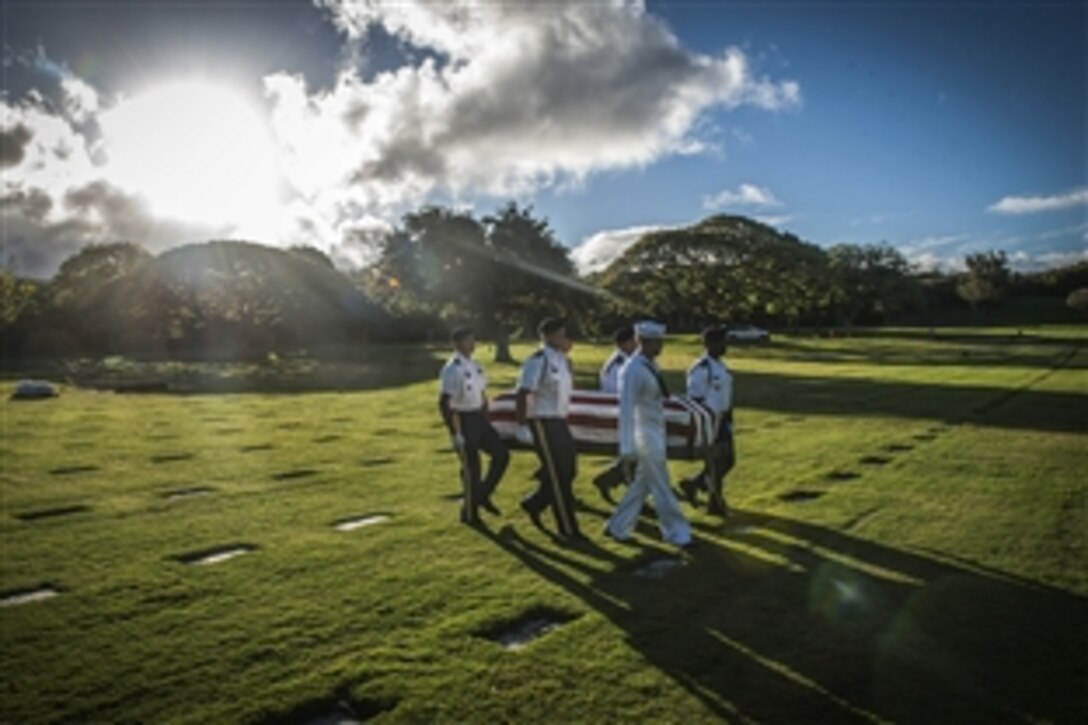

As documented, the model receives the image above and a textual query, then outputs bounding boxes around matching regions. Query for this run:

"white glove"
[450,433,465,451]
[515,425,534,445]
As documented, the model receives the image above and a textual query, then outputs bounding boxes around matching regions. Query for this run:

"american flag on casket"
[488,390,716,460]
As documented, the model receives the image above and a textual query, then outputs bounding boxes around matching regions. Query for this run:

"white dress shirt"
[439,353,488,411]
[686,354,733,415]
[598,349,628,394]
[618,353,669,457]
[518,345,573,419]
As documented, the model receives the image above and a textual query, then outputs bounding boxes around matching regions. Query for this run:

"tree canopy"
[2,206,1084,362]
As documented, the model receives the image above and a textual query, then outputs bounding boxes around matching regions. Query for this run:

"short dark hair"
[613,325,635,345]
[537,317,566,337]
[450,327,474,344]
[702,325,726,345]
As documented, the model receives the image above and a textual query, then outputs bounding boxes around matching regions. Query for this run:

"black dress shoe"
[706,498,729,517]
[593,476,616,504]
[480,499,501,516]
[679,477,701,507]
[562,532,591,548]
[520,500,545,531]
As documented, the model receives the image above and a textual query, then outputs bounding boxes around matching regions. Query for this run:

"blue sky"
[2,1,1084,277]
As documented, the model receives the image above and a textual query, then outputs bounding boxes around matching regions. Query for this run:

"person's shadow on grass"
[478,510,1087,723]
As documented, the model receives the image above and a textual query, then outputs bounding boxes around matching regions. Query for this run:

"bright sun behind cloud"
[98,79,281,229]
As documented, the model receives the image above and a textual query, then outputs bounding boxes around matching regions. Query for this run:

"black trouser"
[456,411,509,520]
[700,421,736,496]
[524,418,579,537]
[593,459,628,490]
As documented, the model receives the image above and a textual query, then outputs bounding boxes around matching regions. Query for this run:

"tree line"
[2,202,1086,361]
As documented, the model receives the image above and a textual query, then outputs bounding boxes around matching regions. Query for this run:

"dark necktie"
[642,358,669,398]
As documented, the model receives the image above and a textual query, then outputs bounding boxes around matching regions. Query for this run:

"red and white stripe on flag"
[488,390,715,460]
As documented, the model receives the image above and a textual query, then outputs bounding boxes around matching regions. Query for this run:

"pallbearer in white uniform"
[680,325,735,515]
[515,317,582,542]
[438,327,509,524]
[592,325,638,502]
[604,321,693,547]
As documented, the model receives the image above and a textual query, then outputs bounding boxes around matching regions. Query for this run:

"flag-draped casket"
[487,390,716,460]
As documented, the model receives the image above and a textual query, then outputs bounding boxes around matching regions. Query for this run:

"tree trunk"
[492,327,514,364]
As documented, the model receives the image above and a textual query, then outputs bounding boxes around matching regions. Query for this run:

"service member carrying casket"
[680,325,735,516]
[604,321,693,548]
[592,325,638,503]
[515,318,583,542]
[438,327,508,525]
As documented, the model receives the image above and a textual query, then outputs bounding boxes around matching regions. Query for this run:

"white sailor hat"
[634,320,666,339]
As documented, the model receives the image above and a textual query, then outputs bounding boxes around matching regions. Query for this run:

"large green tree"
[374,203,588,361]
[597,215,832,329]
[956,250,1009,309]
[828,243,917,326]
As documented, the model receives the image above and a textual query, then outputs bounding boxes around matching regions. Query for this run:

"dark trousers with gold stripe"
[524,417,580,537]
[456,411,509,522]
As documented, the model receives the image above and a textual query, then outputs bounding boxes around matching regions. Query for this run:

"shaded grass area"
[1,327,1085,722]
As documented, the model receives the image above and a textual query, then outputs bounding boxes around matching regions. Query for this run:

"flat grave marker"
[333,514,391,532]
[480,608,578,651]
[1,585,61,608]
[16,505,90,521]
[175,544,256,566]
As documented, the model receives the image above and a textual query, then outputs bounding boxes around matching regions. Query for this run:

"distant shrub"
[1066,287,1088,316]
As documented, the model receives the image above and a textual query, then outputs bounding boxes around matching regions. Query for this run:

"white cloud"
[1,87,232,277]
[987,186,1088,214]
[753,214,792,227]
[1005,248,1088,273]
[570,224,668,275]
[897,233,974,255]
[60,73,99,123]
[285,0,800,207]
[703,183,781,210]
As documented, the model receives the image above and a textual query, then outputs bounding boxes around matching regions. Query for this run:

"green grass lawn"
[2,326,1086,723]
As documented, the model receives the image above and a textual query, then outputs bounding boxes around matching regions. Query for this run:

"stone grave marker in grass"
[150,453,195,464]
[779,489,825,502]
[272,469,319,481]
[175,544,256,566]
[332,513,391,532]
[240,443,274,452]
[858,455,892,466]
[825,470,861,482]
[48,465,99,476]
[478,608,579,651]
[162,486,215,500]
[1,584,61,607]
[15,505,91,521]
[884,443,914,452]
